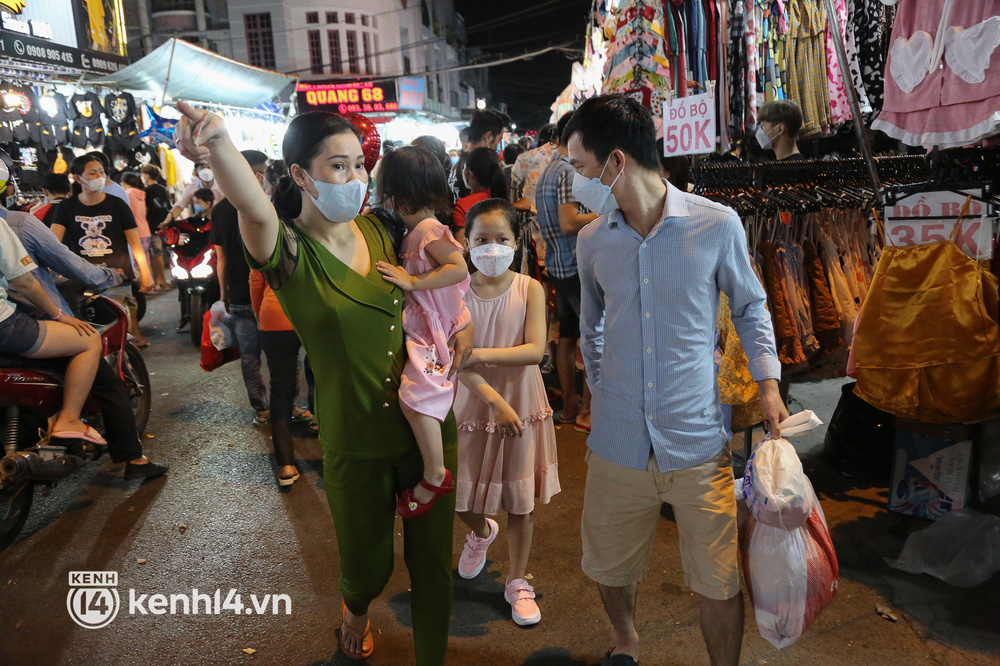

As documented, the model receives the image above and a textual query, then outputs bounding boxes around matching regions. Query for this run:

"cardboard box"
[889,425,972,520]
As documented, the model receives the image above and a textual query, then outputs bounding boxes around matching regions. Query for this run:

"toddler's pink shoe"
[457,518,498,579]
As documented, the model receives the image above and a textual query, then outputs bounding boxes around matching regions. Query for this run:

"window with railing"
[244,13,275,69]
[346,31,359,74]
[308,30,323,74]
[328,30,342,74]
[362,32,372,75]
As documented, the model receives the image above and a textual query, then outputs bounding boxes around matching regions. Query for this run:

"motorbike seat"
[0,353,67,372]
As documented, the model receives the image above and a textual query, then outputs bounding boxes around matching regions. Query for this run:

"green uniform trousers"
[325,436,457,665]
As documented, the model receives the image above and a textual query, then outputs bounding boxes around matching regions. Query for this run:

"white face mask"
[304,172,366,223]
[469,242,515,277]
[80,175,106,193]
[572,156,624,216]
[755,125,777,150]
[198,168,214,183]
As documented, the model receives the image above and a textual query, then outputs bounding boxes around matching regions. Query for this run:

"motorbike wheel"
[0,480,33,551]
[122,342,152,435]
[132,283,147,322]
[189,290,206,347]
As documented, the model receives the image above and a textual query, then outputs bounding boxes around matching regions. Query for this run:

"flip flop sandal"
[340,600,373,659]
[396,469,454,519]
[278,471,300,487]
[51,425,107,445]
[290,408,314,423]
[308,420,319,433]
[603,647,639,665]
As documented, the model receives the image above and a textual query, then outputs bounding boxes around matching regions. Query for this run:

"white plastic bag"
[886,509,1000,587]
[743,438,814,530]
[742,411,823,530]
[737,484,839,649]
[207,301,235,351]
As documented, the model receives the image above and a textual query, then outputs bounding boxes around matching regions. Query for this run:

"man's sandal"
[396,469,454,519]
[340,600,373,660]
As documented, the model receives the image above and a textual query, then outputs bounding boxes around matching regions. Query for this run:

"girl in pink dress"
[375,146,471,518]
[452,198,560,627]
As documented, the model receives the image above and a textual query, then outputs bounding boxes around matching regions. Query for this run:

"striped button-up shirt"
[578,180,780,472]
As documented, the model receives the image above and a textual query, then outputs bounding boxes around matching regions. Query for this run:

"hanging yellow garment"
[87,0,109,52]
[853,240,1000,423]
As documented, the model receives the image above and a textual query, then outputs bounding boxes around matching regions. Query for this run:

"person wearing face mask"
[371,146,470,522]
[161,162,224,227]
[51,155,154,341]
[452,198,558,628]
[190,188,214,221]
[31,172,72,227]
[535,110,596,434]
[755,100,806,162]
[173,102,473,664]
[453,147,508,246]
[566,94,788,666]
[211,150,272,426]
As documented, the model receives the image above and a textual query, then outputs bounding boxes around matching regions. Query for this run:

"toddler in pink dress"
[376,216,470,518]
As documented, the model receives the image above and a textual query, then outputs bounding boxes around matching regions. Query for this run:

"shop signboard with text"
[398,77,425,111]
[296,80,399,115]
[884,190,994,260]
[0,0,128,74]
[662,92,716,157]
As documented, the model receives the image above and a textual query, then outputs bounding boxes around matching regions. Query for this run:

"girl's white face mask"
[469,242,515,277]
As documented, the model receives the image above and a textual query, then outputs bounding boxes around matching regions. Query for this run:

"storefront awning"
[86,38,297,109]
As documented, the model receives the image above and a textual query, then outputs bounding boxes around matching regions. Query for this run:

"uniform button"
[644,278,649,284]
[390,325,396,331]
[383,402,389,407]
[645,312,650,318]
[387,351,393,357]
[385,377,391,383]
[646,347,652,353]
[393,299,399,305]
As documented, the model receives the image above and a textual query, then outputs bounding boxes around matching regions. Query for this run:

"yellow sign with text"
[0,0,26,15]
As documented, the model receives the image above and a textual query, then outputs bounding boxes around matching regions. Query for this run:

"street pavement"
[1,290,998,665]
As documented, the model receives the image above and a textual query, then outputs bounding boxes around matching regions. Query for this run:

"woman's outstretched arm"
[175,101,279,265]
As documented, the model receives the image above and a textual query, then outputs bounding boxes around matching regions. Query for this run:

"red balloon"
[338,111,381,174]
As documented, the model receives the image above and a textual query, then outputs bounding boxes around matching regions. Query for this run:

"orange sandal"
[340,600,373,660]
[396,469,454,519]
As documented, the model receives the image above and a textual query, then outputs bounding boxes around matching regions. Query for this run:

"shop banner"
[0,29,127,74]
[398,77,425,111]
[296,80,399,115]
[662,92,716,157]
[884,190,994,260]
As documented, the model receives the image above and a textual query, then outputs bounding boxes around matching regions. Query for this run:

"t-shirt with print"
[51,194,137,281]
[0,215,38,324]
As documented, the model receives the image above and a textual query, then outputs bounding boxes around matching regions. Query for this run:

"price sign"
[884,190,994,260]
[662,92,716,157]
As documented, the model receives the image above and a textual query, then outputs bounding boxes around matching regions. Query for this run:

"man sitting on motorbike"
[2,157,167,479]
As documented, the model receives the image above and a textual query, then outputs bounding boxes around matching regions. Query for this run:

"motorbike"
[0,291,151,550]
[158,216,219,346]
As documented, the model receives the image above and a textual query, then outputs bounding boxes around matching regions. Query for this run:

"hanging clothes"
[873,0,1000,148]
[853,239,1000,423]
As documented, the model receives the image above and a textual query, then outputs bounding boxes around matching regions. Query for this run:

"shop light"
[476,98,486,110]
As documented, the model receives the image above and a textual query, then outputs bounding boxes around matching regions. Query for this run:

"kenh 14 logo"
[67,571,120,629]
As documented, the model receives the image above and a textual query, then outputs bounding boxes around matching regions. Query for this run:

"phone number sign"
[662,92,716,157]
[884,190,994,260]
[0,32,127,74]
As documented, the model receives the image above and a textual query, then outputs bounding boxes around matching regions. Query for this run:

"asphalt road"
[1,290,998,665]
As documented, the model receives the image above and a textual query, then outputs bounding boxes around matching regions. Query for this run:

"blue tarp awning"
[87,38,296,109]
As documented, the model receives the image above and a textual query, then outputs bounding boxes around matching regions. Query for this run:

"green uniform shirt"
[249,213,456,460]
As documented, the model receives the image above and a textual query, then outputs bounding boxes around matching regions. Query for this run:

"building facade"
[226,0,479,120]
[123,0,233,60]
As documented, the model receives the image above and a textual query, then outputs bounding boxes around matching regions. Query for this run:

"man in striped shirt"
[566,95,788,666]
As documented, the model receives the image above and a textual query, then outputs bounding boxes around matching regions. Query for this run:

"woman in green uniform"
[174,102,467,664]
